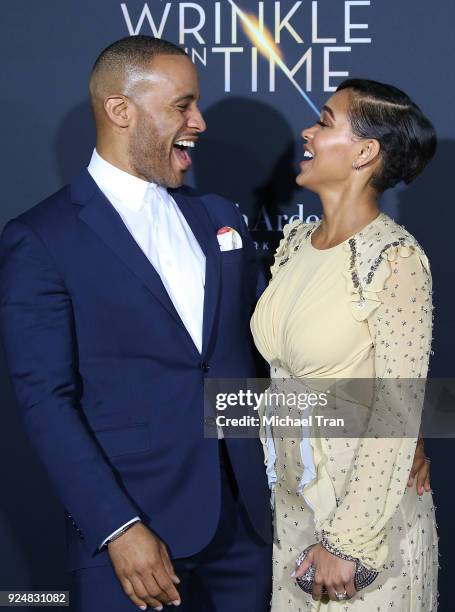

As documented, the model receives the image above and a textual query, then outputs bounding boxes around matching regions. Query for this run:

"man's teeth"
[175,140,195,148]
[303,150,314,159]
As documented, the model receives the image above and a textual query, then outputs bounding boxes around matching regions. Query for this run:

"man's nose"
[188,107,207,133]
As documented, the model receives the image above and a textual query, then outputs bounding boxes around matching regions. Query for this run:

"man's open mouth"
[173,140,196,170]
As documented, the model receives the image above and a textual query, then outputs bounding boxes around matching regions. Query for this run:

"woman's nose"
[301,127,313,141]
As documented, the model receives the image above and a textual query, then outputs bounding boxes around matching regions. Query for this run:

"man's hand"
[408,436,431,496]
[107,522,181,611]
[293,543,356,602]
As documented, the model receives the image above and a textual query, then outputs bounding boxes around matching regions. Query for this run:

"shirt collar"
[87,149,165,212]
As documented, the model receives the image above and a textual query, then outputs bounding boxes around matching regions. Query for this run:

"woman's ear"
[355,138,381,170]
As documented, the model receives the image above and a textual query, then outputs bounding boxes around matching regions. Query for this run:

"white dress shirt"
[87,149,206,548]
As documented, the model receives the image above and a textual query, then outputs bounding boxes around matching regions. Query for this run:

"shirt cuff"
[99,516,141,550]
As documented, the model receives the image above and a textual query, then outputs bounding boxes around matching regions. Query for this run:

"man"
[0,36,272,611]
[0,35,431,611]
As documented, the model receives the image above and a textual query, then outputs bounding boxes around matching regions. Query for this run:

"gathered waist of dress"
[269,359,335,394]
[268,359,376,416]
[270,359,293,379]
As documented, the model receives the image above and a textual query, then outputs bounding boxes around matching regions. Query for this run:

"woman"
[250,79,438,610]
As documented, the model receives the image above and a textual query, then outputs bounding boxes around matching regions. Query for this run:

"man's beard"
[128,116,180,187]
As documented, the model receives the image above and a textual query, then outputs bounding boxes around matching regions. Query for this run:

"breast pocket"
[93,423,150,457]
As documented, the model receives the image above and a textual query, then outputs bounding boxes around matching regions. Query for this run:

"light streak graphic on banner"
[226,0,320,116]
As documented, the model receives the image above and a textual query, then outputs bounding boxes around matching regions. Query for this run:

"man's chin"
[151,170,184,190]
[166,168,186,189]
[166,177,185,189]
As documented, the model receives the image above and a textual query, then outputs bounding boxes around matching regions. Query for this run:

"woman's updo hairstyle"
[337,79,437,194]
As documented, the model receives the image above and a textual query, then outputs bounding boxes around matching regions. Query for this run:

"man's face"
[128,54,206,188]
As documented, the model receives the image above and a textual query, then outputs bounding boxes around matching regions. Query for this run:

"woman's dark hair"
[336,79,437,193]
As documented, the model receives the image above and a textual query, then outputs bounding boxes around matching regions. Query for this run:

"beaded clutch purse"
[295,544,378,596]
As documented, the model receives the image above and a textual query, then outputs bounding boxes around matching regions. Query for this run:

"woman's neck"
[312,190,380,249]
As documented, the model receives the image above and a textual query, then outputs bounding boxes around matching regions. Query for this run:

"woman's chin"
[296,171,312,188]
[296,173,319,195]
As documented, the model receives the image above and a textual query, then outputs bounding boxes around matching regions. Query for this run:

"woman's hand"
[293,543,357,602]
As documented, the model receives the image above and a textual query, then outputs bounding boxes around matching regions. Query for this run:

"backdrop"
[1,1,454,609]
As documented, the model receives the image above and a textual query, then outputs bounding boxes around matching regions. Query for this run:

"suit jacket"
[0,169,272,571]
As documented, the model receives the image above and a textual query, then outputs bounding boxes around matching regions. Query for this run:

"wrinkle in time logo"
[121,1,373,106]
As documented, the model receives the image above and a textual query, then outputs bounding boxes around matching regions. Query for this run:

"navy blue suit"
[0,170,272,609]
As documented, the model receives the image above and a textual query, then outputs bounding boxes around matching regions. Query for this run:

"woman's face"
[296,89,362,192]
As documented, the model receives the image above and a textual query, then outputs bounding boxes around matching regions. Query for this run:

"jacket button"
[200,362,210,373]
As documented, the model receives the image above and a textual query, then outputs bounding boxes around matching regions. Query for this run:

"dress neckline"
[309,212,384,252]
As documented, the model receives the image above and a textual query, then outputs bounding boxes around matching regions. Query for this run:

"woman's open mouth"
[299,148,315,169]
[301,149,314,163]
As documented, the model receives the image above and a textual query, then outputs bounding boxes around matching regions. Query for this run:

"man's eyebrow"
[173,94,197,103]
[322,105,336,120]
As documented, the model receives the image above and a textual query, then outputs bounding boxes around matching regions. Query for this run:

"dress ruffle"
[269,220,311,278]
[342,234,430,323]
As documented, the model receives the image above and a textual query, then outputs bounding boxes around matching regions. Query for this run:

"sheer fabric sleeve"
[319,247,433,570]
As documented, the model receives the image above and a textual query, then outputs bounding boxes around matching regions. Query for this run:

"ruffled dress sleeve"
[269,220,311,278]
[319,242,433,570]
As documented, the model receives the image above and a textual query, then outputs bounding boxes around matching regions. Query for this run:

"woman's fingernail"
[139,607,146,611]
[172,602,181,607]
[291,571,296,578]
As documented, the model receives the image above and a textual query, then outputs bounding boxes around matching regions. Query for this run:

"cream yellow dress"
[250,213,438,611]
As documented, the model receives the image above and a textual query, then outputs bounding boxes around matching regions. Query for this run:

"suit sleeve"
[0,219,140,555]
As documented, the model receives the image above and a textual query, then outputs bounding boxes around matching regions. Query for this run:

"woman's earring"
[352,161,361,171]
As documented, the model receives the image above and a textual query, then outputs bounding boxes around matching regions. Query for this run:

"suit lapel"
[171,190,221,357]
[71,170,185,329]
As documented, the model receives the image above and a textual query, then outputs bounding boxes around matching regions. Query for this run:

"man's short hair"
[91,35,186,77]
[89,35,187,105]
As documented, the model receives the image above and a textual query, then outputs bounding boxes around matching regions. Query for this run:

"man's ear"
[104,95,131,128]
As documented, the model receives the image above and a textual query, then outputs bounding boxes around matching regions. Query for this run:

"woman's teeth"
[303,150,314,159]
